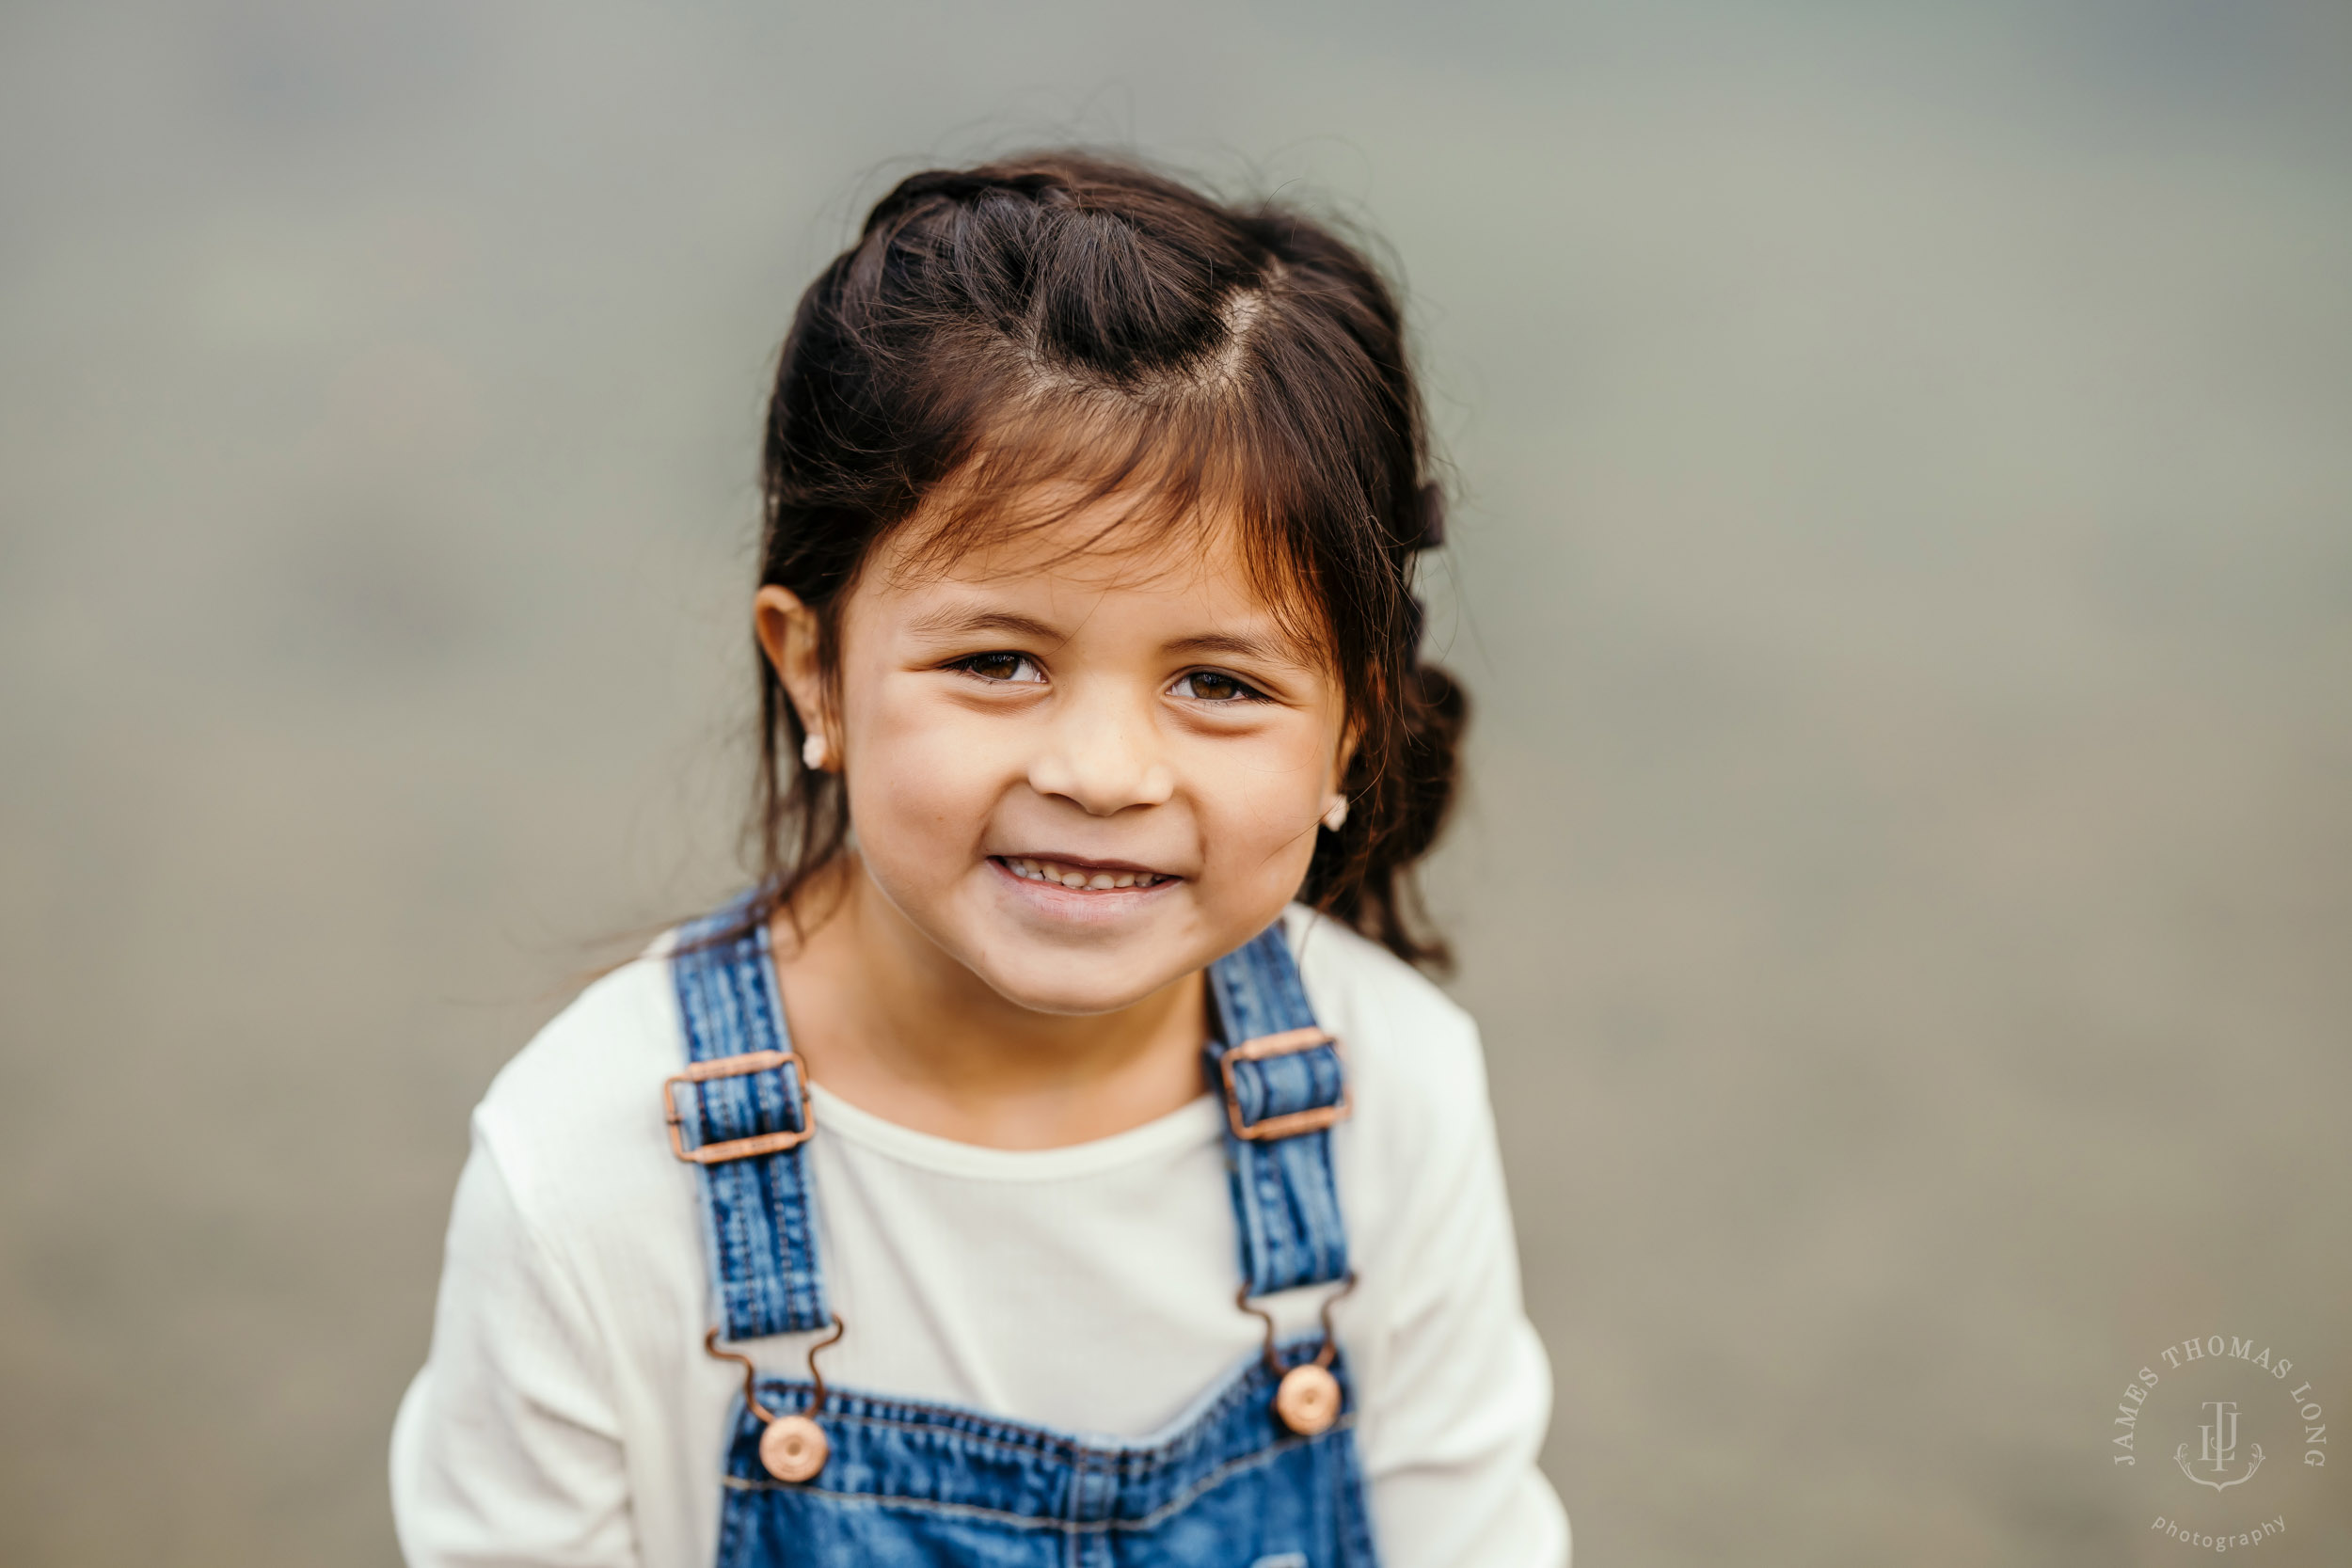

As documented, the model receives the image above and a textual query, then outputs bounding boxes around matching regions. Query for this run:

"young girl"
[392,154,1568,1568]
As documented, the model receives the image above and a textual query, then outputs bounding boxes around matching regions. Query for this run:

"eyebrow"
[1164,631,1303,667]
[905,608,1068,644]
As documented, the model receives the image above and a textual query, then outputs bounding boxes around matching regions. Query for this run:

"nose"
[1025,684,1175,816]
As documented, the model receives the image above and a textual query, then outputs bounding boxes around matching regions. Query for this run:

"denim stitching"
[718,1415,1357,1532]
[739,1338,1336,1470]
[1207,925,1351,1293]
[674,898,831,1338]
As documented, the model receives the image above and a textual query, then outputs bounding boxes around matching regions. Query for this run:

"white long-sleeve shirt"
[390,907,1568,1568]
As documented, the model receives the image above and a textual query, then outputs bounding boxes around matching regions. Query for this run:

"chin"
[970,949,1177,1017]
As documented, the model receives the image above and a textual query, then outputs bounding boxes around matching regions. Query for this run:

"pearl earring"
[1321,796,1349,832]
[802,733,830,771]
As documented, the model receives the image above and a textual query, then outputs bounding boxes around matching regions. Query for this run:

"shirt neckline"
[805,1083,1225,1182]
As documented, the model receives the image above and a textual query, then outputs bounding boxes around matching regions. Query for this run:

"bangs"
[880,371,1338,664]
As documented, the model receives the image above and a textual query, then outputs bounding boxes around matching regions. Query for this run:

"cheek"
[1187,733,1330,892]
[842,686,1010,868]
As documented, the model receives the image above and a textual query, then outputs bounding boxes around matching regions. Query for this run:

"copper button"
[759,1414,829,1482]
[1273,1363,1342,1435]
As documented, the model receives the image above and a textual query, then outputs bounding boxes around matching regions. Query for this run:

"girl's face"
[770,499,1349,1017]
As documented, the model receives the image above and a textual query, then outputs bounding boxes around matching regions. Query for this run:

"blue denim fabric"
[673,899,830,1337]
[1205,928,1351,1295]
[715,1348,1375,1568]
[672,897,1375,1567]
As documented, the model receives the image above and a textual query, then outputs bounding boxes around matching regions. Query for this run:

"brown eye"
[955,652,1045,684]
[1172,670,1265,702]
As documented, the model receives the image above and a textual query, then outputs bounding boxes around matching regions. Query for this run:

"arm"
[1355,1047,1571,1568]
[390,1131,640,1568]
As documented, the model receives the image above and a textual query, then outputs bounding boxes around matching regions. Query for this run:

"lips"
[993,855,1177,891]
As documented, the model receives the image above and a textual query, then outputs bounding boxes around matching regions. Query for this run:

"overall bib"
[664,898,1380,1568]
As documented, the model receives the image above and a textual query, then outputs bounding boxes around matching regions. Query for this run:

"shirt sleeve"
[1355,1035,1571,1568]
[390,1127,641,1568]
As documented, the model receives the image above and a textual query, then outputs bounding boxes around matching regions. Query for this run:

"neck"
[769,856,1209,1148]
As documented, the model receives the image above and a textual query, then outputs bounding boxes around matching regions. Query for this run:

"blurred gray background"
[3,2,2347,1564]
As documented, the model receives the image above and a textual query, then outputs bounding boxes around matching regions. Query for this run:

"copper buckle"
[664,1050,816,1164]
[1219,1026,1349,1141]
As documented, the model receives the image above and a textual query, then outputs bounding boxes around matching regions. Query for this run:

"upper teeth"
[1003,857,1167,890]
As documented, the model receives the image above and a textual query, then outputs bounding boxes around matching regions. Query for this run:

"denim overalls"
[663,896,1379,1568]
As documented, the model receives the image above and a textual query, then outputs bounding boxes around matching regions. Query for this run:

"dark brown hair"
[747,151,1467,967]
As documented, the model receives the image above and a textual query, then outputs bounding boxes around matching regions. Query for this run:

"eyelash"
[947,654,1271,703]
[1169,669,1271,703]
[949,651,1045,684]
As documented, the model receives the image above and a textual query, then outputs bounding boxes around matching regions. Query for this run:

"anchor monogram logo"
[2174,1400,2264,1492]
[2110,1335,2329,1556]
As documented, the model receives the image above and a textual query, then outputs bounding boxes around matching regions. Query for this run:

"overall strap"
[1206,920,1352,1295]
[668,895,831,1339]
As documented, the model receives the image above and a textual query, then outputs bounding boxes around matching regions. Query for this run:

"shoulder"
[1283,904,1485,1085]
[1279,906,1493,1172]
[469,945,693,1249]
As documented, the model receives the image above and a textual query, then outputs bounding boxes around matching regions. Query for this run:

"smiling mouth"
[993,856,1177,891]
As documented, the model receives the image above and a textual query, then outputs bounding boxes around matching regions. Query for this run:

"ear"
[1327,717,1361,796]
[754,584,832,754]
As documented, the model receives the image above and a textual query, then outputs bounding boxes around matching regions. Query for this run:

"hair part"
[748,151,1466,968]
